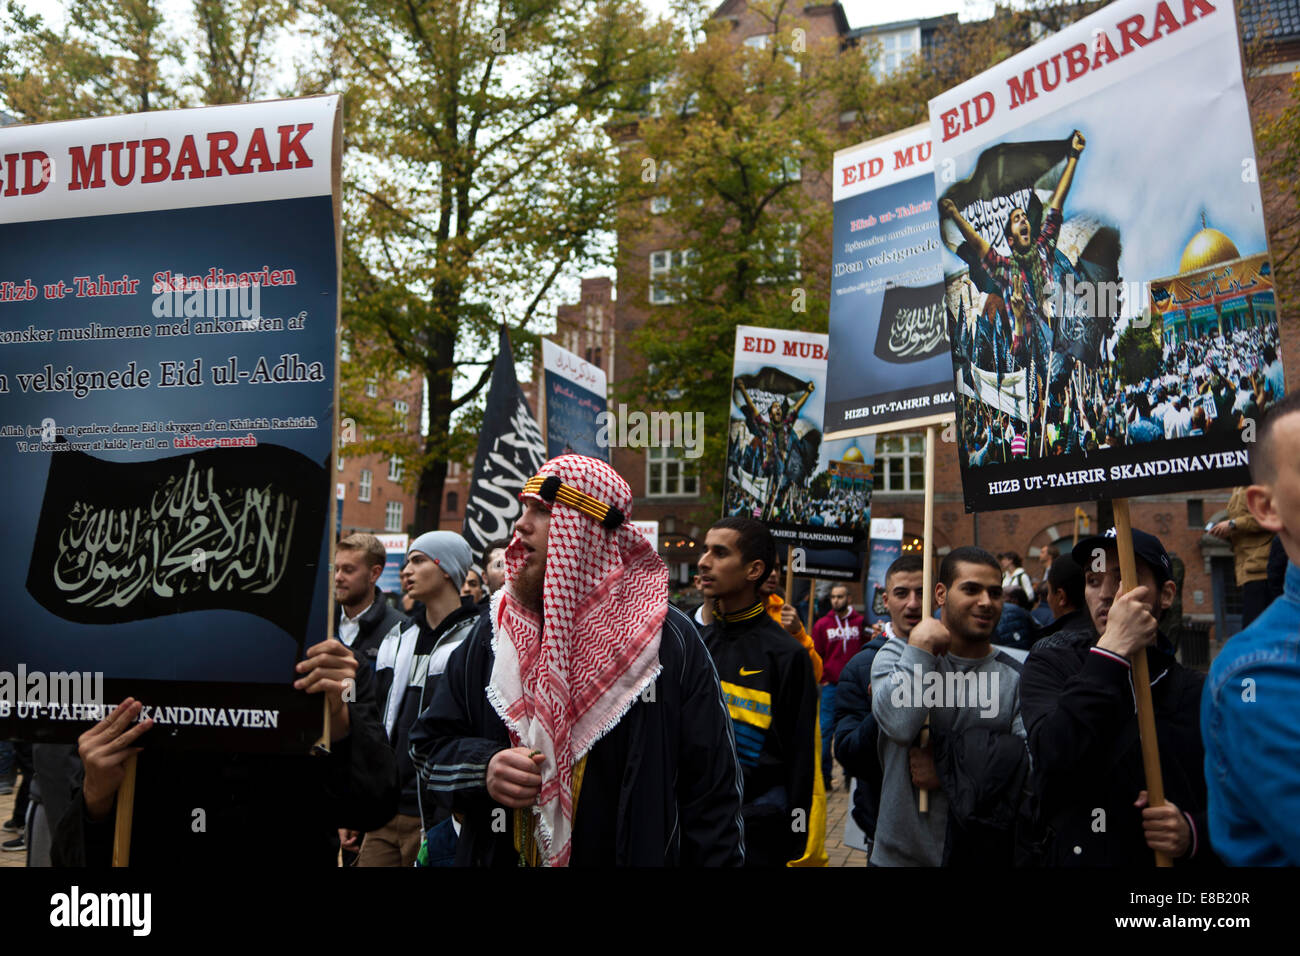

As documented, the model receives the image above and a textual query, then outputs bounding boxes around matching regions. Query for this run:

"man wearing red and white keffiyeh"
[409,455,745,866]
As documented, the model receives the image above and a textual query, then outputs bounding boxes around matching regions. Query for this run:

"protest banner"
[540,337,608,461]
[376,532,409,595]
[825,124,955,439]
[724,325,872,579]
[462,325,547,565]
[865,517,904,625]
[928,0,1283,515]
[631,520,660,554]
[0,96,343,754]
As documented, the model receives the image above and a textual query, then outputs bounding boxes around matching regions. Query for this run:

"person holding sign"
[1203,391,1300,864]
[52,644,399,867]
[1021,528,1216,866]
[408,455,743,866]
[870,547,1029,867]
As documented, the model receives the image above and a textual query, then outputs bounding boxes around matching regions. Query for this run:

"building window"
[446,491,459,513]
[1188,499,1205,528]
[873,432,925,493]
[743,33,770,50]
[388,456,403,482]
[872,27,919,80]
[781,156,802,182]
[385,501,403,532]
[649,250,695,305]
[756,224,802,284]
[365,381,378,398]
[394,399,410,430]
[647,445,698,497]
[650,195,671,214]
[358,469,372,502]
[337,453,344,472]
[340,340,351,362]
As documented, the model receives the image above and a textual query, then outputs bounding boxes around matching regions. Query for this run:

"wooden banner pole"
[111,753,138,867]
[918,424,938,813]
[807,578,817,633]
[1113,497,1171,867]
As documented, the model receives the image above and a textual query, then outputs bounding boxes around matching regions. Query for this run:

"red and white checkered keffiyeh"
[487,455,666,866]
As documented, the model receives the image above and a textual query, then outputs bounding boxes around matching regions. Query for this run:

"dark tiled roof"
[1240,0,1300,42]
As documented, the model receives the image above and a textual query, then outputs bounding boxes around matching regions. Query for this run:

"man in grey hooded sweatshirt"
[870,546,1029,866]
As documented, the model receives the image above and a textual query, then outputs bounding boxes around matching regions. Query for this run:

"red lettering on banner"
[1116,14,1151,54]
[275,124,313,170]
[1008,70,1036,108]
[170,134,205,180]
[206,131,249,176]
[110,141,139,186]
[1151,1,1182,38]
[1063,43,1090,81]
[68,144,107,190]
[140,138,171,183]
[242,127,276,173]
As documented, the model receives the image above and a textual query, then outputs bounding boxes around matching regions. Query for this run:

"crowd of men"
[3,392,1298,868]
[957,321,1283,468]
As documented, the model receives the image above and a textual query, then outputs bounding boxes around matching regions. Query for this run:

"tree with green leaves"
[0,0,298,121]
[304,0,676,529]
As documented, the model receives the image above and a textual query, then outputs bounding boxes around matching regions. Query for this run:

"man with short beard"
[408,456,743,866]
[870,547,1028,866]
[334,533,407,667]
[834,554,924,859]
[1022,528,1215,866]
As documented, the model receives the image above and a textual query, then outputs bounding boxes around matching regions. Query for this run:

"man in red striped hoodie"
[812,584,865,790]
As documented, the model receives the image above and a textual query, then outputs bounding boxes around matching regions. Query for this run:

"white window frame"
[358,469,373,502]
[649,249,695,305]
[646,445,699,497]
[365,381,378,398]
[650,195,671,214]
[385,501,403,532]
[871,26,919,80]
[388,455,403,482]
[873,432,925,493]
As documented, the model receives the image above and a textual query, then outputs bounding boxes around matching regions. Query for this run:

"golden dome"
[1179,227,1240,273]
[842,444,865,463]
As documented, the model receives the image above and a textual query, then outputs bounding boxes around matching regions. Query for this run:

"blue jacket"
[833,636,888,835]
[1202,561,1300,865]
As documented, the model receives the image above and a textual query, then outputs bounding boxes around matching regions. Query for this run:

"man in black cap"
[1020,527,1216,866]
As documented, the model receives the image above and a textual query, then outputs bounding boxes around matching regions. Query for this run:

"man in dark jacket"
[699,516,823,867]
[1034,553,1089,643]
[335,532,407,668]
[358,531,480,866]
[52,639,399,867]
[409,455,743,866]
[1021,528,1216,866]
[834,554,924,857]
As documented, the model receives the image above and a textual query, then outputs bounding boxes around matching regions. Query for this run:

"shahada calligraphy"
[27,443,328,639]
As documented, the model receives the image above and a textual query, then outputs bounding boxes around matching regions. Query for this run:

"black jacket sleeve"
[776,642,818,847]
[1021,642,1135,803]
[672,617,745,866]
[407,624,507,817]
[832,651,879,782]
[326,649,401,832]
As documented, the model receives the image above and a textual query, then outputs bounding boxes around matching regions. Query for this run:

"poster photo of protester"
[929,0,1284,512]
[724,326,872,579]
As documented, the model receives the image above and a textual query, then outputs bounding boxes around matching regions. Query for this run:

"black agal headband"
[523,474,625,530]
